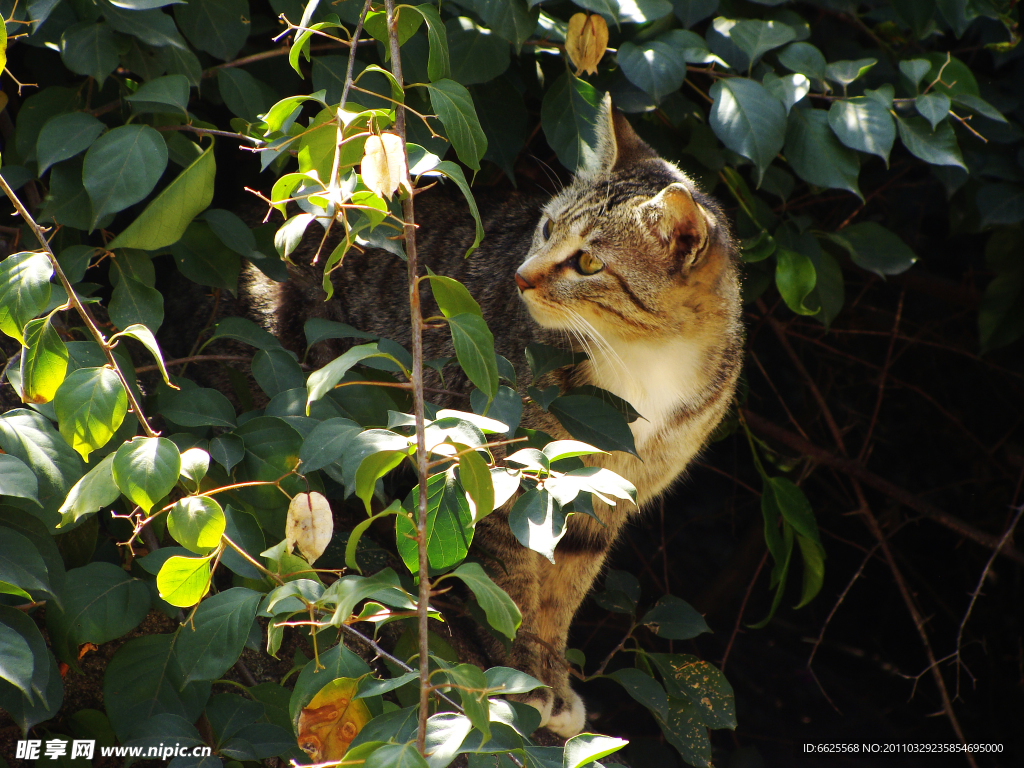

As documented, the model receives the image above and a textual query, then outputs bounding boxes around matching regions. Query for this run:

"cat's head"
[515,96,738,344]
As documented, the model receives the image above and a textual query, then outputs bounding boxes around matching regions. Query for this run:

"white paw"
[546,690,586,738]
[522,694,553,727]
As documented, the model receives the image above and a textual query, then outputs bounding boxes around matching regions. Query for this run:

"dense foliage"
[0,0,1022,767]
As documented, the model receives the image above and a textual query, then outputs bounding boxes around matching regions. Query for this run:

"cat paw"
[545,690,586,738]
[521,693,553,726]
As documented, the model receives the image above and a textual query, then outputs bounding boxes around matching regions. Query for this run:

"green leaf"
[709,77,785,183]
[547,395,638,457]
[915,92,951,130]
[608,668,668,721]
[447,17,510,86]
[83,124,168,228]
[158,383,237,428]
[173,0,250,61]
[977,184,1024,227]
[111,323,173,386]
[472,79,527,182]
[19,316,68,405]
[0,409,85,517]
[396,470,473,572]
[484,666,543,694]
[950,93,1006,124]
[297,417,362,473]
[563,734,629,768]
[168,496,226,554]
[777,42,826,81]
[541,72,602,172]
[45,561,150,669]
[424,161,485,256]
[109,274,164,333]
[178,448,210,492]
[0,252,53,344]
[108,143,215,251]
[365,743,430,768]
[525,342,587,383]
[210,433,244,472]
[406,2,450,82]
[220,505,266,579]
[0,618,35,702]
[763,72,809,114]
[217,68,270,123]
[426,273,483,318]
[364,7,423,48]
[899,58,931,88]
[774,247,818,316]
[0,454,39,507]
[355,449,409,514]
[425,79,487,171]
[103,3,188,48]
[896,115,966,170]
[208,316,283,351]
[508,487,566,563]
[156,553,213,607]
[112,436,181,513]
[784,108,860,197]
[0,529,56,603]
[477,0,539,46]
[102,635,211,742]
[60,22,119,85]
[824,58,876,86]
[57,452,120,527]
[53,367,128,461]
[794,533,825,609]
[617,40,686,103]
[321,568,413,627]
[457,447,494,523]
[827,98,895,164]
[0,604,61,728]
[641,595,711,640]
[252,348,305,399]
[726,19,796,66]
[306,342,383,409]
[655,695,712,767]
[126,74,191,115]
[175,587,262,683]
[826,221,917,276]
[438,662,491,740]
[36,112,106,176]
[648,653,737,730]
[169,220,242,293]
[448,313,499,399]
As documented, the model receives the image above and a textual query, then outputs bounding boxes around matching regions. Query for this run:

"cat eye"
[541,218,552,240]
[573,251,604,275]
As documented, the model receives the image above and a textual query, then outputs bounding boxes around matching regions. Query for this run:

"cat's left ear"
[590,94,659,174]
[642,183,710,268]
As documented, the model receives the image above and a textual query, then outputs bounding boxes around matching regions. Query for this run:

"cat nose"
[514,271,533,291]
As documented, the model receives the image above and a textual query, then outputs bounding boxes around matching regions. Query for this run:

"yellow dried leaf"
[297,677,372,762]
[565,13,608,76]
[360,132,407,201]
[286,491,333,564]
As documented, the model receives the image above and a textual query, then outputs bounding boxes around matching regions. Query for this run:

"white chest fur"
[588,338,707,447]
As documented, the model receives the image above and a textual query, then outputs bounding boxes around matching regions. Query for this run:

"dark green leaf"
[60,22,119,84]
[37,112,106,176]
[252,348,305,399]
[82,125,168,228]
[297,417,362,473]
[170,220,241,293]
[709,77,785,183]
[45,561,150,669]
[0,409,85,518]
[0,529,56,603]
[472,79,527,182]
[641,595,711,640]
[618,41,686,103]
[0,617,35,701]
[158,382,237,428]
[608,668,669,721]
[449,561,521,640]
[976,184,1024,227]
[655,694,712,768]
[896,115,966,170]
[648,652,737,730]
[547,395,638,457]
[726,19,795,65]
[477,0,539,46]
[110,274,164,333]
[824,58,876,86]
[0,604,62,731]
[827,98,895,163]
[826,221,917,276]
[448,313,499,398]
[424,161,485,256]
[217,68,270,123]
[210,433,244,472]
[447,17,510,86]
[426,79,487,171]
[208,316,283,351]
[102,635,211,742]
[785,108,860,197]
[405,3,450,82]
[175,588,262,683]
[0,455,39,507]
[774,247,818,316]
[174,0,251,61]
[541,72,602,172]
[777,41,826,80]
[396,470,473,572]
[525,342,587,383]
[915,92,951,130]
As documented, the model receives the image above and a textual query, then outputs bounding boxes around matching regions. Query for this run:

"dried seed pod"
[566,12,609,76]
[360,131,407,201]
[286,490,332,563]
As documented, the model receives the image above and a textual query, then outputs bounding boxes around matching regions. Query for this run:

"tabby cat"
[249,97,743,737]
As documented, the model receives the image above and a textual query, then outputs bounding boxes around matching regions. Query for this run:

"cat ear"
[589,94,659,174]
[642,183,710,268]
